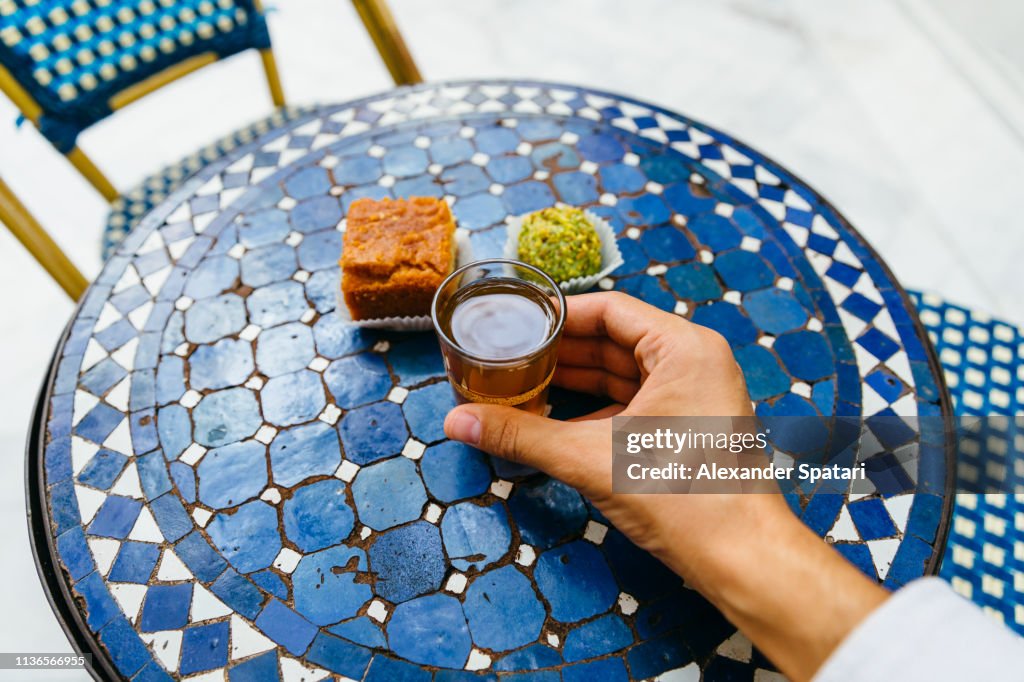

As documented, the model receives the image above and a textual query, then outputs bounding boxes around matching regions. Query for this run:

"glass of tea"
[431,259,566,415]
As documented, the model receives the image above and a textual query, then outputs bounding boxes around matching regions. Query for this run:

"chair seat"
[910,291,1024,633]
[102,104,312,259]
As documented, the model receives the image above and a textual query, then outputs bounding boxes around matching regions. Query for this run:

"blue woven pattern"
[0,0,270,151]
[910,291,1024,633]
[102,103,312,258]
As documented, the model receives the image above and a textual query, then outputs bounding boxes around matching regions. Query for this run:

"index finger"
[563,291,686,348]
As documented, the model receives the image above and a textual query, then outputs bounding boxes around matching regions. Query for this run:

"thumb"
[443,403,573,473]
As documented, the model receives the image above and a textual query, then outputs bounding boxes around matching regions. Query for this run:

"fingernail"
[446,410,481,445]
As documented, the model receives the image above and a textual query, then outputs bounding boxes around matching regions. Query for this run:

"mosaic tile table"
[28,81,954,681]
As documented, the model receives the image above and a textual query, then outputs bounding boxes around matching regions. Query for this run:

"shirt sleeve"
[814,577,1024,682]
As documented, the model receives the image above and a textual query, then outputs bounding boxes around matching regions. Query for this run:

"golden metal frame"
[0,40,288,204]
[0,176,88,300]
[351,0,423,86]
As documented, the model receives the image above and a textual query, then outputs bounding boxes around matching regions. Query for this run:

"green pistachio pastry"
[517,206,603,282]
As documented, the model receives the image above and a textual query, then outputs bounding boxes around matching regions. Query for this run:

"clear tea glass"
[431,259,566,414]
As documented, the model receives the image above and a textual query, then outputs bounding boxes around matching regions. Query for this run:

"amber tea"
[432,260,565,414]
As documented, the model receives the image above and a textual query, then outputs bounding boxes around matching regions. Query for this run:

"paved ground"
[1,1,1021,677]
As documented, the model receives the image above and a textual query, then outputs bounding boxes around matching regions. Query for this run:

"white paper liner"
[503,205,624,294]
[336,229,474,331]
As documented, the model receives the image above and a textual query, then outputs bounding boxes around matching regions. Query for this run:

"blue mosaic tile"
[197,440,268,509]
[600,163,646,193]
[74,401,125,444]
[306,268,340,314]
[714,250,775,291]
[298,229,343,272]
[494,644,563,671]
[184,256,239,300]
[325,354,392,408]
[692,301,758,346]
[464,565,545,651]
[261,370,326,427]
[384,146,430,177]
[576,133,623,162]
[140,583,193,632]
[207,501,281,573]
[189,338,255,391]
[252,570,289,601]
[508,478,587,550]
[388,594,472,667]
[75,570,120,631]
[503,181,555,215]
[246,281,308,327]
[185,294,247,344]
[269,421,341,487]
[155,356,185,405]
[334,156,383,186]
[256,322,315,377]
[743,288,808,335]
[240,209,291,249]
[443,164,491,196]
[618,194,670,226]
[848,498,898,540]
[99,616,152,677]
[54,524,90,577]
[329,617,386,649]
[664,263,722,303]
[293,545,372,626]
[193,387,262,447]
[453,193,506,231]
[368,521,445,603]
[487,155,533,184]
[88,496,143,539]
[77,448,128,489]
[535,541,618,623]
[175,531,227,583]
[290,195,343,234]
[255,600,318,656]
[179,621,229,675]
[352,457,427,531]
[285,167,331,200]
[774,331,834,381]
[441,501,512,571]
[339,401,409,465]
[734,344,791,401]
[687,213,742,251]
[283,479,355,552]
[109,542,160,584]
[403,382,456,443]
[227,650,279,682]
[241,244,297,288]
[306,632,372,679]
[314,312,375,359]
[420,441,491,503]
[639,226,695,262]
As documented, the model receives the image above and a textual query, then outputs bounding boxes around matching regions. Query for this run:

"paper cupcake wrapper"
[337,229,474,331]
[503,206,624,294]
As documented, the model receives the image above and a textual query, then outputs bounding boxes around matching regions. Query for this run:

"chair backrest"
[0,0,273,153]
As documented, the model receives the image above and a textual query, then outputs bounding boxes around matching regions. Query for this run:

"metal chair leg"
[65,147,119,203]
[0,177,88,300]
[350,0,423,86]
[259,48,287,107]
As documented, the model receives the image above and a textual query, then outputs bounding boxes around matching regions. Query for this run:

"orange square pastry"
[341,197,456,320]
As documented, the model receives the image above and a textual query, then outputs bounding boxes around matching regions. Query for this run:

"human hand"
[443,291,886,681]
[443,290,782,586]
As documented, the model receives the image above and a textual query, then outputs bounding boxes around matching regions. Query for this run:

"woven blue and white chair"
[910,291,1024,633]
[0,0,421,296]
